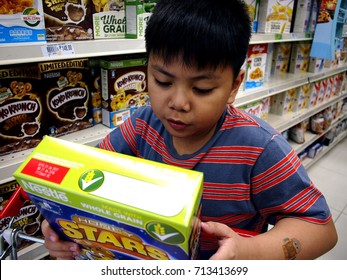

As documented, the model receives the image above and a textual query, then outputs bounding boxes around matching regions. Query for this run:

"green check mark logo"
[78,170,104,192]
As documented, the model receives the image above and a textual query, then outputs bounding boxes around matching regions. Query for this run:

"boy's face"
[147,55,244,155]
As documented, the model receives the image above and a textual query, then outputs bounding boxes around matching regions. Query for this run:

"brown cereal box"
[0,64,44,155]
[92,0,126,39]
[38,58,93,137]
[88,59,102,124]
[0,180,43,239]
[43,0,93,41]
[100,55,149,128]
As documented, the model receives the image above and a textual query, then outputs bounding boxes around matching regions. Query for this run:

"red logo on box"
[22,158,69,184]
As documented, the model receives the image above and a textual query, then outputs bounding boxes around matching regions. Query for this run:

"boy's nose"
[168,89,191,112]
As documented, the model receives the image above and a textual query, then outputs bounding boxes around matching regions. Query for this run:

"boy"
[42,0,337,260]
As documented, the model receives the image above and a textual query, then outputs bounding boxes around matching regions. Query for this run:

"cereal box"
[289,42,311,74]
[240,100,263,118]
[13,136,203,260]
[0,64,44,155]
[244,44,268,90]
[271,42,292,75]
[244,0,259,32]
[257,0,294,34]
[270,88,296,115]
[89,59,102,125]
[43,0,93,41]
[291,0,312,33]
[92,0,126,39]
[125,0,158,39]
[308,57,324,73]
[100,55,149,128]
[38,58,93,137]
[0,0,46,44]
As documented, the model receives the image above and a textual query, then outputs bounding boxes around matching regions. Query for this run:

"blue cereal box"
[0,0,46,44]
[13,136,203,260]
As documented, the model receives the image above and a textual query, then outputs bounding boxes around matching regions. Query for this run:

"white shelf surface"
[0,33,312,66]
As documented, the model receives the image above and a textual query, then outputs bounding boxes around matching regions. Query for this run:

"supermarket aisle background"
[307,136,347,260]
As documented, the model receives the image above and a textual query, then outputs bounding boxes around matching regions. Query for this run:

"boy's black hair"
[145,0,251,78]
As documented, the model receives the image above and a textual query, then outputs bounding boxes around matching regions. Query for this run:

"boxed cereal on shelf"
[100,55,149,128]
[272,42,292,75]
[0,180,43,239]
[308,57,324,73]
[270,88,296,115]
[240,100,263,119]
[125,0,158,39]
[43,0,93,41]
[244,0,260,33]
[38,58,93,137]
[244,44,268,91]
[289,42,311,74]
[257,0,294,34]
[291,0,312,33]
[88,59,102,124]
[92,0,126,39]
[264,43,274,82]
[0,0,46,44]
[13,136,203,260]
[0,64,44,155]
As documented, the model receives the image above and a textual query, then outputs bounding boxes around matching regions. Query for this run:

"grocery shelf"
[267,93,347,132]
[0,33,312,66]
[0,124,112,184]
[303,130,347,169]
[0,39,146,65]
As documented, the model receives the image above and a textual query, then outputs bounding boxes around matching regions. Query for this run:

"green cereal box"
[125,0,159,39]
[13,136,203,260]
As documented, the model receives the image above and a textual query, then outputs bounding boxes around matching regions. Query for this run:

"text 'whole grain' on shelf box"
[92,0,126,39]
[0,0,46,44]
[13,136,203,260]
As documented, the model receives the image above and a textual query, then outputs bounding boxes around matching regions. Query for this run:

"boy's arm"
[201,218,337,260]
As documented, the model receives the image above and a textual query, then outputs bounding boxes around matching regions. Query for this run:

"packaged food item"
[264,43,274,82]
[240,100,262,118]
[257,0,294,34]
[244,44,268,90]
[289,122,305,144]
[0,64,44,155]
[38,58,93,137]
[89,59,102,124]
[92,0,126,39]
[0,0,46,44]
[125,0,158,39]
[289,42,311,74]
[0,180,43,239]
[244,0,260,32]
[13,136,203,260]
[271,43,292,76]
[310,113,325,134]
[43,0,93,41]
[270,88,296,115]
[100,55,149,128]
[260,97,270,120]
[308,57,324,73]
[291,0,312,33]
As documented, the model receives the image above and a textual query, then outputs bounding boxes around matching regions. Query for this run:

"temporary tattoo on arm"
[282,237,302,260]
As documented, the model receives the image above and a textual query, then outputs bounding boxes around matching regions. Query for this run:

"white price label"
[42,43,75,57]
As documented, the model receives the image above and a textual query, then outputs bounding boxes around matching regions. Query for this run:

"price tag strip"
[41,43,75,57]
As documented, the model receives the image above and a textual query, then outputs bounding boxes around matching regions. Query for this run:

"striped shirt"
[98,105,331,259]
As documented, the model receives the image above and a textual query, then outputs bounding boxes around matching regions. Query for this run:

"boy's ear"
[227,70,245,104]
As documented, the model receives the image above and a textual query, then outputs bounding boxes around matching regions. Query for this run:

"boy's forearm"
[246,218,337,260]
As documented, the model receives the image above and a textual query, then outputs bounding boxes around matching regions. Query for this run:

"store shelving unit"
[1,30,347,259]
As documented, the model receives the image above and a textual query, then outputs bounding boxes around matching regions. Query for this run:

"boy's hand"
[201,222,250,260]
[41,219,81,260]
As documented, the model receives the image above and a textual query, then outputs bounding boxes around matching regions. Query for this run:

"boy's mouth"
[167,119,188,131]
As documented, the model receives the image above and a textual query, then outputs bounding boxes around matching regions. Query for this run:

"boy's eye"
[155,79,171,87]
[193,87,214,94]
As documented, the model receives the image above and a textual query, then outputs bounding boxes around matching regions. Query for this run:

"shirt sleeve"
[251,134,332,225]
